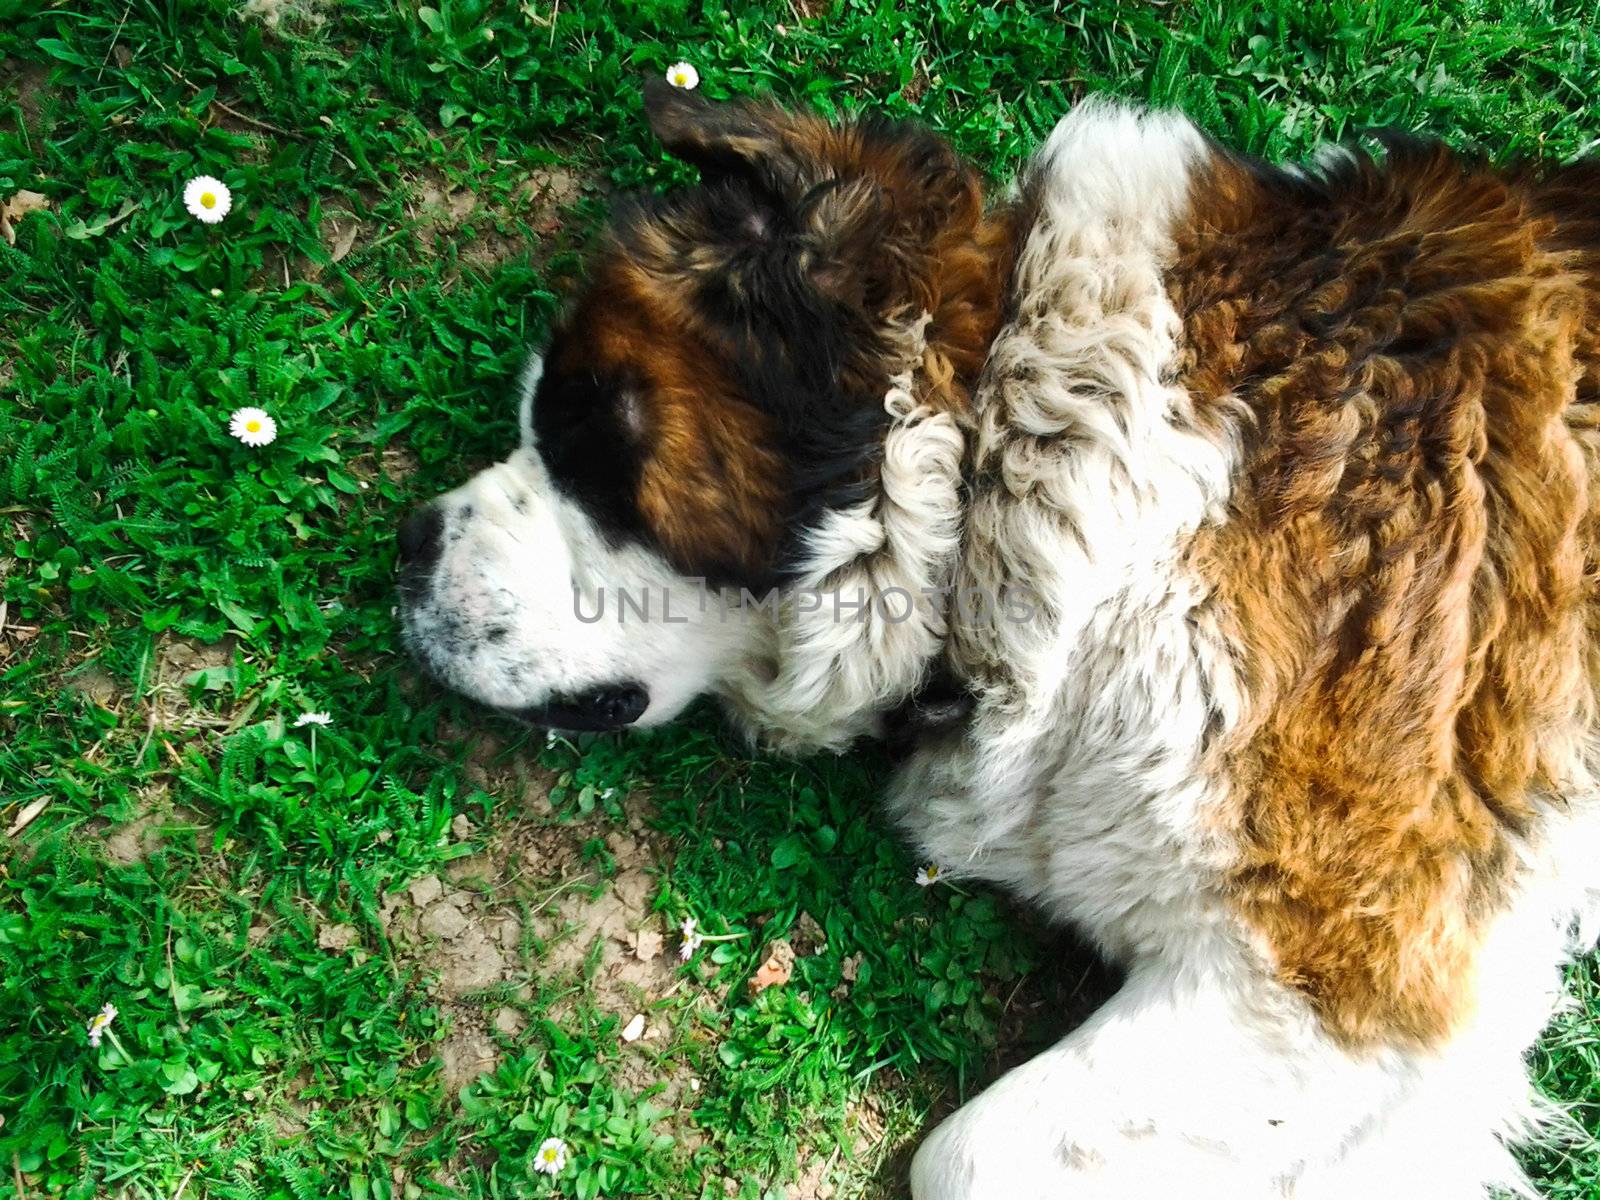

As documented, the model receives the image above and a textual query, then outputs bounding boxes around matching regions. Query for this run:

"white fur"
[402,98,1600,1199]
[718,316,968,751]
[897,102,1240,944]
[399,362,753,724]
[888,101,1600,1200]
[515,352,544,450]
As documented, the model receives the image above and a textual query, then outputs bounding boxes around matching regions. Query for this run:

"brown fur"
[552,91,1600,1053]
[547,270,790,577]
[554,86,1015,580]
[1172,144,1599,1046]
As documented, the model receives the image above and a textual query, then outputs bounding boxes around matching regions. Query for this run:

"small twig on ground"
[12,1149,24,1199]
[171,1162,197,1200]
[161,64,298,138]
[1000,974,1029,1016]
[97,3,133,81]
[134,706,160,768]
[524,873,597,921]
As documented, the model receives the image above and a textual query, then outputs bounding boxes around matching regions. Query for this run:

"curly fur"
[400,92,1600,1199]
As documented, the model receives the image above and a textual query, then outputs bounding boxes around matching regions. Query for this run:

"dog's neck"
[716,200,1019,753]
[717,319,991,751]
[878,201,1019,736]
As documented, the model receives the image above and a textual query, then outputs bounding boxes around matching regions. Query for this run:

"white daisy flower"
[665,62,699,90]
[86,1002,118,1047]
[678,915,704,961]
[294,712,333,728]
[228,407,277,447]
[209,287,223,297]
[533,1136,568,1176]
[676,916,742,962]
[915,864,942,887]
[183,175,232,224]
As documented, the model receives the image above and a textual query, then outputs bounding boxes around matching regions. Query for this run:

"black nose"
[397,504,443,572]
[516,684,649,732]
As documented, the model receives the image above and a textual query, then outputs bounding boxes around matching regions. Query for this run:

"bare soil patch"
[151,636,241,732]
[0,59,52,137]
[364,730,698,1106]
[406,164,587,280]
[100,784,206,867]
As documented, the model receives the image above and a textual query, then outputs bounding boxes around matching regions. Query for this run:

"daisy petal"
[533,1136,568,1175]
[228,407,278,448]
[678,915,704,960]
[86,1001,118,1046]
[183,175,233,224]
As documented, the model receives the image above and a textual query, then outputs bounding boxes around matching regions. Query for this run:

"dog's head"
[397,83,1010,742]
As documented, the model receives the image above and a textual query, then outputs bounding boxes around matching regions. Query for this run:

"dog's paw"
[909,1089,1102,1200]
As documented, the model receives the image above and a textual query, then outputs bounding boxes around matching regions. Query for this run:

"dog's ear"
[644,78,823,201]
[645,81,987,319]
[795,176,897,310]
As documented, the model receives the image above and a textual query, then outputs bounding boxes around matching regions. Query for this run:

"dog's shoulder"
[954,99,1600,1047]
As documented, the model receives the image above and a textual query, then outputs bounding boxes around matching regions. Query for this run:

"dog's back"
[903,104,1600,1198]
[1178,135,1600,1048]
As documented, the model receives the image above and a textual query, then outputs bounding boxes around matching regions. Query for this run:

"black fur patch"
[529,344,649,548]
[611,179,896,578]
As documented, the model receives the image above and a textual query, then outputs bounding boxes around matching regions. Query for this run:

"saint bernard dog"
[399,80,1600,1198]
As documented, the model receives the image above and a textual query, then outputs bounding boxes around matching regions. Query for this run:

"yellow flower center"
[246,420,261,433]
[672,71,686,84]
[201,192,217,208]
[542,1150,557,1161]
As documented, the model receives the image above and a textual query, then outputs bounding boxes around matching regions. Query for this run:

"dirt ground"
[68,657,1117,1198]
[374,733,695,1101]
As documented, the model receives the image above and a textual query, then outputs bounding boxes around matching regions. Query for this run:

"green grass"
[2,1,1598,1197]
